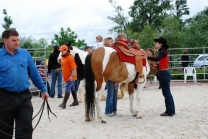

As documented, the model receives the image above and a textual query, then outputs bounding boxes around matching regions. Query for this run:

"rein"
[0,99,57,138]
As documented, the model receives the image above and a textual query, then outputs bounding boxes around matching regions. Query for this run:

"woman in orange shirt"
[57,45,78,109]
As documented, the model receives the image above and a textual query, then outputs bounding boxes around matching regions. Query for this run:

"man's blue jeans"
[105,80,118,114]
[50,69,62,97]
[159,70,175,115]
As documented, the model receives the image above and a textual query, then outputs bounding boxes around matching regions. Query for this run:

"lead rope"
[0,99,57,138]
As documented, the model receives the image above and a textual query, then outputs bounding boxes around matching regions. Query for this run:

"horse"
[84,46,151,123]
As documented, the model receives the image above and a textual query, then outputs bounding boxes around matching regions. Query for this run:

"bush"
[169,69,208,80]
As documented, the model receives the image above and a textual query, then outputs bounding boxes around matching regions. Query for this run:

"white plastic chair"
[184,67,197,83]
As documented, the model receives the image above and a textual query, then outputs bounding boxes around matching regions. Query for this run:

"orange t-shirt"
[61,54,77,82]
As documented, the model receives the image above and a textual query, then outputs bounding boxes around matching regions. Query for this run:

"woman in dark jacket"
[147,37,175,117]
[48,45,63,98]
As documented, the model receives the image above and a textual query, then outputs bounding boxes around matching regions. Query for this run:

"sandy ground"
[31,82,208,139]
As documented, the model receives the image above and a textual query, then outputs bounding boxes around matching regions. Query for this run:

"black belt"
[0,88,29,95]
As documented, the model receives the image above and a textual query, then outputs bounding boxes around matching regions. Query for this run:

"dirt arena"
[32,81,208,139]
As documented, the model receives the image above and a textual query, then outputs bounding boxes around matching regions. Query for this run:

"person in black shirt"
[181,49,190,70]
[48,45,63,98]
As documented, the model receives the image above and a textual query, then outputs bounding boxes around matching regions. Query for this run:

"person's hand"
[42,92,49,100]
[68,76,73,81]
[56,69,60,72]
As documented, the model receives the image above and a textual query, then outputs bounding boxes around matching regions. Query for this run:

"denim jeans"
[105,80,118,114]
[159,70,175,115]
[74,79,80,92]
[65,81,75,92]
[50,69,62,97]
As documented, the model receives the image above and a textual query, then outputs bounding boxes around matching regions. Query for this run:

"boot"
[70,91,79,106]
[59,93,70,109]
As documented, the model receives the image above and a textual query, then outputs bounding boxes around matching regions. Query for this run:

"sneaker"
[106,113,113,117]
[113,112,117,116]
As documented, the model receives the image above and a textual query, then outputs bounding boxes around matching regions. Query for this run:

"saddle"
[114,40,147,78]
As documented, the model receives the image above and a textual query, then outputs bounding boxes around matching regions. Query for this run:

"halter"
[0,100,56,138]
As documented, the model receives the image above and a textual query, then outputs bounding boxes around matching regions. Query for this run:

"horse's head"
[145,48,158,75]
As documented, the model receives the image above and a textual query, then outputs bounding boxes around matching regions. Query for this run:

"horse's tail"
[84,53,95,120]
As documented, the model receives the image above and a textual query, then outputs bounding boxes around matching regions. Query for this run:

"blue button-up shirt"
[0,46,46,93]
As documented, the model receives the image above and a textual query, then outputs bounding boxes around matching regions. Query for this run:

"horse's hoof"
[132,114,136,117]
[85,119,91,122]
[101,120,107,124]
[136,116,142,119]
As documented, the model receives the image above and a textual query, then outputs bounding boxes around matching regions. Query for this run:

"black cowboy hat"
[153,37,169,49]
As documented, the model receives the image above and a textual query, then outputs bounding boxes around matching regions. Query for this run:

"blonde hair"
[103,37,113,47]
[96,35,103,42]
[40,61,45,65]
[116,33,127,40]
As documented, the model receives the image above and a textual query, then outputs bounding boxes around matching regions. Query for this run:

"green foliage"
[51,27,86,48]
[124,28,139,40]
[174,0,190,18]
[107,0,128,33]
[20,36,50,57]
[138,25,159,49]
[160,16,183,49]
[182,7,208,49]
[2,9,13,29]
[129,0,172,32]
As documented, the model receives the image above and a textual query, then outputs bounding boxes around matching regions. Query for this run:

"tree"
[51,27,86,48]
[182,7,208,51]
[107,0,129,34]
[160,16,182,49]
[20,36,50,57]
[128,0,172,32]
[2,9,13,29]
[138,25,159,49]
[174,0,190,18]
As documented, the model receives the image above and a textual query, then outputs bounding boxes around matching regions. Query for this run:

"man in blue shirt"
[0,29,49,139]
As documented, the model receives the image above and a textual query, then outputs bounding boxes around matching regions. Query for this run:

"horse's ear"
[64,41,73,50]
[69,45,73,50]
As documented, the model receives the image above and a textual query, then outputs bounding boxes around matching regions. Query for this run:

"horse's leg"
[128,82,136,116]
[134,81,146,119]
[78,80,84,103]
[117,83,124,99]
[100,84,106,101]
[94,90,106,123]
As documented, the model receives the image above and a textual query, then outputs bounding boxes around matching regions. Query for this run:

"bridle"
[0,100,56,138]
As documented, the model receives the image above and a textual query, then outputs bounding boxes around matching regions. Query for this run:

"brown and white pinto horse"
[84,47,150,123]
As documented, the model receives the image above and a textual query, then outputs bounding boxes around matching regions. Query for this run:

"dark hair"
[53,45,59,51]
[84,46,90,51]
[183,49,188,54]
[2,29,19,39]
